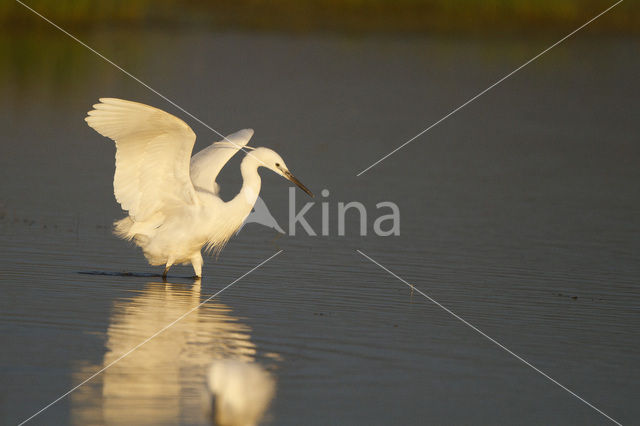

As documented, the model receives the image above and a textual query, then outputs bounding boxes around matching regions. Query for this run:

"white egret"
[85,98,312,278]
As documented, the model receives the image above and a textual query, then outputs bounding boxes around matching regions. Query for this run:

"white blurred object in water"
[206,359,276,426]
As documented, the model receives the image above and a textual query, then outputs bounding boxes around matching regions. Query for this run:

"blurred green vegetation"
[3,0,638,34]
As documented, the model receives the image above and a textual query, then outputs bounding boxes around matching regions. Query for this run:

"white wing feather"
[85,98,198,221]
[190,129,254,194]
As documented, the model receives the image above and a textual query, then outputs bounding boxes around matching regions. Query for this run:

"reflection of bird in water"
[86,98,312,278]
[206,359,275,426]
[71,280,278,425]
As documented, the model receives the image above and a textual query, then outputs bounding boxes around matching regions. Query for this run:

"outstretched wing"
[85,98,198,221]
[190,129,254,194]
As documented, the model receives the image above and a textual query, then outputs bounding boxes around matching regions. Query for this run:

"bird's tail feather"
[113,217,135,240]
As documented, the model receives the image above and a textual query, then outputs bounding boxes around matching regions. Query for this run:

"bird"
[85,98,312,279]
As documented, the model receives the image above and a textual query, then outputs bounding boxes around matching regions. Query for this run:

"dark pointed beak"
[283,169,313,197]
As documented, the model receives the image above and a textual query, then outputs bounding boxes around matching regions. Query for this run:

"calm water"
[1,29,638,425]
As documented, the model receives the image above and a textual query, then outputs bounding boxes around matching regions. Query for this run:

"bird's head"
[250,147,313,197]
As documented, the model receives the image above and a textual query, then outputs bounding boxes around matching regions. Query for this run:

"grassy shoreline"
[4,0,638,35]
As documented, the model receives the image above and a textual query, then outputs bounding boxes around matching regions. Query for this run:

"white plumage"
[190,130,255,196]
[86,98,312,278]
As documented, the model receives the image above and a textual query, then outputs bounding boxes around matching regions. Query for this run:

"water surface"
[1,30,638,425]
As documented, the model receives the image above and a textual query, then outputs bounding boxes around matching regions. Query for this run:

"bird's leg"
[163,259,174,281]
[191,252,203,279]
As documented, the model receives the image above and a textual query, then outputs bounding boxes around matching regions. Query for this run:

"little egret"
[85,98,312,278]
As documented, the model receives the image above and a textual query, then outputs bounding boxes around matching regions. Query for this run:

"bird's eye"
[275,163,280,167]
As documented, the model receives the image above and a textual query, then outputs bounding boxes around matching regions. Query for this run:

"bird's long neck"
[229,155,262,217]
[200,156,262,254]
